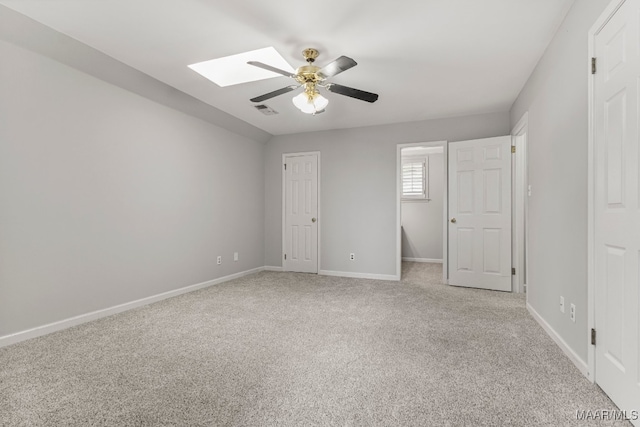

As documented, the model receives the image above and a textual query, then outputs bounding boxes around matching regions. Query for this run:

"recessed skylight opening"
[188,47,294,87]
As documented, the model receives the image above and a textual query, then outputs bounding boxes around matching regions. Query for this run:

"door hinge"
[284,163,287,170]
[512,267,516,275]
[591,328,596,345]
[591,57,597,74]
[511,146,516,154]
[284,253,287,260]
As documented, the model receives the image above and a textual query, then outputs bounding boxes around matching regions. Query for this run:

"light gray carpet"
[0,263,629,426]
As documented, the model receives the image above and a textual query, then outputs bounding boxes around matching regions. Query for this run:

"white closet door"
[284,154,318,273]
[593,0,640,419]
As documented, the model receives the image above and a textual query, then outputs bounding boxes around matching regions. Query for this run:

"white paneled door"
[448,136,512,291]
[284,153,318,273]
[593,0,640,418]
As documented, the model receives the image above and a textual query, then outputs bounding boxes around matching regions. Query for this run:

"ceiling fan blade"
[318,56,357,79]
[247,61,294,78]
[325,83,379,103]
[250,85,299,103]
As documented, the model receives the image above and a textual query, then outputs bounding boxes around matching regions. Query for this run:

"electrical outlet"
[234,252,238,261]
[560,296,565,313]
[570,304,576,322]
[217,256,222,265]
[349,253,355,261]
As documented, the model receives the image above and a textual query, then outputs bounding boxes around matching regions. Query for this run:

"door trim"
[511,112,529,295]
[587,0,627,384]
[282,151,321,273]
[396,141,448,283]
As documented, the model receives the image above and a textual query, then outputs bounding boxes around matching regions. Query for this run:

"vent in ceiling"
[254,104,279,115]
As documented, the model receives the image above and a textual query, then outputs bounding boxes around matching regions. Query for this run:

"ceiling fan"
[247,48,379,114]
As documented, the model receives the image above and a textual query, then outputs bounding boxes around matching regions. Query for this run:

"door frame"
[396,141,448,283]
[587,0,627,384]
[282,151,321,273]
[511,112,529,294]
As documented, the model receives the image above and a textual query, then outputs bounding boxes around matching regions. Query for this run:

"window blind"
[402,157,428,199]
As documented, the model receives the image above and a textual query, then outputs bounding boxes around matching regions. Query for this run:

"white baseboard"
[0,266,265,349]
[319,270,400,281]
[263,266,283,272]
[527,302,589,378]
[402,257,443,263]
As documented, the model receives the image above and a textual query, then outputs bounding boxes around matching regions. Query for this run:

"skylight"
[188,47,295,87]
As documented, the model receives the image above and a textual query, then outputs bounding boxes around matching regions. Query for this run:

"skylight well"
[188,47,294,87]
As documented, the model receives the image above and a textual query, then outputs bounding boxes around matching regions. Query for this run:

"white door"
[593,0,640,418]
[448,136,512,291]
[284,153,318,273]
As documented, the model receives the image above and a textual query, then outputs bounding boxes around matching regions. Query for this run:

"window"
[402,156,429,199]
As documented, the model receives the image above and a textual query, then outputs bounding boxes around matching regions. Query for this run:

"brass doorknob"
[450,218,457,223]
[312,218,317,223]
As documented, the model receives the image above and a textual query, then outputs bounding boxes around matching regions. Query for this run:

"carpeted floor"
[0,262,629,426]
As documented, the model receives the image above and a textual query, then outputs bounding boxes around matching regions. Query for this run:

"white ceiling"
[0,0,574,136]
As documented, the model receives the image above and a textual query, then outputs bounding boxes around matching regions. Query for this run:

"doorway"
[512,113,529,294]
[396,141,448,282]
[397,136,524,291]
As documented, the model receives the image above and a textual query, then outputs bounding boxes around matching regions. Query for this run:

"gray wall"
[0,5,270,144]
[0,39,265,337]
[265,113,510,275]
[510,0,610,362]
[401,153,444,260]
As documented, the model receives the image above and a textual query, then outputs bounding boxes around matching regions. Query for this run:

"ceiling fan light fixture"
[292,91,329,114]
[248,48,377,113]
